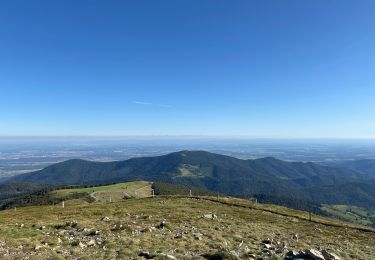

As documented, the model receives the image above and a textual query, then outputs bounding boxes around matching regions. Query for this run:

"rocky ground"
[0,196,374,259]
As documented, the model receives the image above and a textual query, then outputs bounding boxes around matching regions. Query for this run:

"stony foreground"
[0,197,374,259]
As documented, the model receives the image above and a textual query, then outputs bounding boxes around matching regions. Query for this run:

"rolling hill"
[5,151,375,208]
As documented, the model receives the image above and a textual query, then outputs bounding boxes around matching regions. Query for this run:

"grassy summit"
[0,182,373,259]
[51,181,153,202]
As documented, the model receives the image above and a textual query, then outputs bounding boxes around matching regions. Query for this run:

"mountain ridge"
[5,150,375,208]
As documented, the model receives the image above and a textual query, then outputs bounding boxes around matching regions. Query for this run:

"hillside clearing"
[50,181,153,203]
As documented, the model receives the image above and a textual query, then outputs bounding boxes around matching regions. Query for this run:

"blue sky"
[0,1,374,138]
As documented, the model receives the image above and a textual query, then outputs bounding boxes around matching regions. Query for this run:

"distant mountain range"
[4,151,375,208]
[324,159,375,177]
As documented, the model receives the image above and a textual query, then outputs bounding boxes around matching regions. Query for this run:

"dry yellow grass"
[0,195,374,259]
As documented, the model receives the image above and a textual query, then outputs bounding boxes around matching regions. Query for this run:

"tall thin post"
[189,189,192,197]
[152,189,155,198]
[62,201,65,208]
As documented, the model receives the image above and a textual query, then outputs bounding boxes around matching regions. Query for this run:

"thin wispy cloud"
[133,101,153,105]
[132,101,173,108]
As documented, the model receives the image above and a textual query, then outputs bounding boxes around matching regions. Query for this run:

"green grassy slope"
[0,181,153,210]
[51,181,152,202]
[0,195,373,259]
[322,204,375,227]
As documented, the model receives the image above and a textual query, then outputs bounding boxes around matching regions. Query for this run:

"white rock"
[322,250,341,260]
[306,249,325,260]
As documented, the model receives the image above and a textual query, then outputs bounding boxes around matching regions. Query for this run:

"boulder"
[305,249,325,260]
[284,250,298,259]
[322,250,341,260]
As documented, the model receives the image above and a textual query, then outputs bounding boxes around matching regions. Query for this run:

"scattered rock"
[263,243,272,250]
[248,253,256,259]
[34,245,42,251]
[101,216,110,222]
[157,253,176,259]
[78,242,86,249]
[111,224,124,231]
[306,249,325,260]
[322,250,341,260]
[285,250,299,259]
[87,239,96,247]
[203,213,217,219]
[193,232,203,240]
[139,251,153,259]
[156,220,167,229]
[82,228,99,236]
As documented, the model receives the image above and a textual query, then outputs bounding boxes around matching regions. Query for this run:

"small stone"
[101,216,110,221]
[248,253,256,259]
[156,220,167,229]
[157,253,176,259]
[83,228,98,236]
[264,243,272,249]
[87,239,96,247]
[203,213,217,219]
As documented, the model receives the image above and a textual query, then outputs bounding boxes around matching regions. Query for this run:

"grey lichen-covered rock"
[306,249,325,260]
[284,250,298,259]
[321,250,341,260]
[203,213,217,219]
